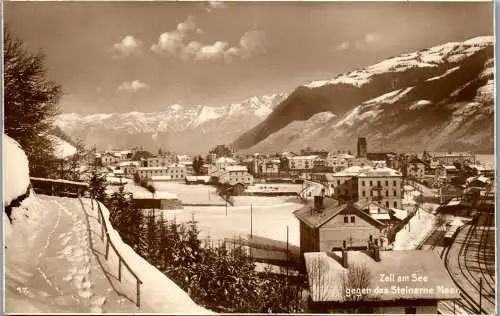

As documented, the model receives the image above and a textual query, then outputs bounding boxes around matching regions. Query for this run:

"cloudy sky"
[4,1,493,115]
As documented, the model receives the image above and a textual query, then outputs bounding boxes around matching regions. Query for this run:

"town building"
[406,157,426,179]
[132,191,182,210]
[136,164,187,180]
[219,165,254,186]
[431,152,476,165]
[146,156,172,168]
[209,157,238,177]
[326,153,355,172]
[116,161,140,176]
[288,155,320,170]
[304,250,460,314]
[293,196,387,262]
[435,164,459,180]
[100,153,120,165]
[326,165,403,209]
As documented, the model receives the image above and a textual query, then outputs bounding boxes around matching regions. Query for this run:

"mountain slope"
[234,36,494,154]
[55,94,287,154]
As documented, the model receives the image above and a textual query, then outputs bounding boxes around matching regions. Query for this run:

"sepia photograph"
[2,0,496,314]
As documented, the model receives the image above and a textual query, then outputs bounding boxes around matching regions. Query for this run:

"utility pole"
[286,225,289,278]
[479,277,482,314]
[250,203,253,239]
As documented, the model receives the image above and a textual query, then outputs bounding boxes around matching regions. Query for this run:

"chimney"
[341,246,349,268]
[314,195,324,212]
[373,244,381,262]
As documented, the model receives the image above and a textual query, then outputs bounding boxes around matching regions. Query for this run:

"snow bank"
[48,135,77,159]
[96,201,211,314]
[3,134,30,206]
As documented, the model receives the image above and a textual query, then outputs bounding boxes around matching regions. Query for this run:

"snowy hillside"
[3,133,210,313]
[55,93,287,154]
[3,134,30,206]
[234,36,494,153]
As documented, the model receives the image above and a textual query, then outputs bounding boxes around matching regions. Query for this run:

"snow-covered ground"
[160,196,303,246]
[48,135,77,159]
[150,181,225,205]
[392,208,436,250]
[3,134,30,206]
[3,133,210,314]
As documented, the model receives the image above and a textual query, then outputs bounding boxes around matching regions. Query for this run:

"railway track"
[477,212,496,301]
[445,216,495,315]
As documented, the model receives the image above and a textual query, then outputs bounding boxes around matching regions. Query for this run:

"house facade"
[146,156,172,167]
[294,196,386,263]
[101,153,120,165]
[357,168,403,210]
[406,158,426,179]
[219,165,254,186]
[136,164,187,180]
[288,155,320,170]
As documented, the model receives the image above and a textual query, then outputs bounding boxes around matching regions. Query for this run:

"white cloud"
[335,42,350,51]
[116,80,150,92]
[206,0,226,11]
[151,16,199,55]
[151,15,266,62]
[113,35,143,57]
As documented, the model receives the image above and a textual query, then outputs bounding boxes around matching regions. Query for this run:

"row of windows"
[362,190,399,197]
[361,180,398,187]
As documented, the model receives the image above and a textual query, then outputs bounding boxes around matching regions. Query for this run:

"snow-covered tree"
[4,27,63,177]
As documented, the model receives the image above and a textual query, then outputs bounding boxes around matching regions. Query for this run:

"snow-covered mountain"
[233,36,494,154]
[55,93,287,154]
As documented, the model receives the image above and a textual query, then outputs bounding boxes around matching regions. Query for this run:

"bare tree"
[307,255,335,302]
[339,263,372,302]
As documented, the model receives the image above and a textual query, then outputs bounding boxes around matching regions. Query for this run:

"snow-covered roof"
[304,251,460,302]
[215,157,237,164]
[390,208,408,221]
[151,175,172,181]
[289,155,319,160]
[185,176,211,182]
[443,165,457,170]
[224,165,248,172]
[137,166,170,171]
[132,191,178,200]
[117,161,140,167]
[371,213,391,221]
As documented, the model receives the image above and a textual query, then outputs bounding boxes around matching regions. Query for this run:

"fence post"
[105,236,110,259]
[118,258,122,281]
[136,280,141,307]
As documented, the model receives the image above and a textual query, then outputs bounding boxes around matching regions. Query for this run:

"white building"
[326,153,354,171]
[288,155,319,170]
[219,165,254,186]
[146,156,172,167]
[137,164,187,180]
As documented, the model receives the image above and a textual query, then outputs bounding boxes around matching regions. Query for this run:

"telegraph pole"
[286,225,289,278]
[479,277,482,314]
[250,203,253,239]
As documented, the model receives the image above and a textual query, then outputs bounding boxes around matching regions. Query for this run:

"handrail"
[91,195,144,307]
[30,177,144,307]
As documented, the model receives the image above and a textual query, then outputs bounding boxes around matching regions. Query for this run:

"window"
[362,181,365,186]
[386,190,389,197]
[369,180,373,186]
[350,216,355,223]
[385,180,389,186]
[370,190,373,197]
[385,201,389,208]
[377,180,381,186]
[337,180,341,185]
[394,201,398,208]
[362,191,365,197]
[394,190,397,196]
[393,180,397,186]
[344,216,348,223]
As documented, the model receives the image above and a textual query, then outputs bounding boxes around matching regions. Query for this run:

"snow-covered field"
[159,196,303,246]
[151,181,225,205]
[245,183,303,194]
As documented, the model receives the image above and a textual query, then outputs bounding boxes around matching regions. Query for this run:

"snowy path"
[4,195,140,313]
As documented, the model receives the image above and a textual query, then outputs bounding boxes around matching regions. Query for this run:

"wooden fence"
[89,195,144,307]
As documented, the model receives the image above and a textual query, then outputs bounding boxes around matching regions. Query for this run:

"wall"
[319,211,382,250]
[357,176,403,209]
